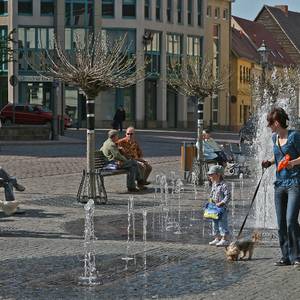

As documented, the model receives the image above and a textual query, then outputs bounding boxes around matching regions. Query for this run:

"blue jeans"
[274,185,300,263]
[212,209,230,237]
[0,167,17,201]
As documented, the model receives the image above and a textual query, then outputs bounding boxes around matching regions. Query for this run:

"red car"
[0,103,72,128]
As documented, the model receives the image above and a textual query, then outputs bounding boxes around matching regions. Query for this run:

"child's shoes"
[209,238,220,245]
[216,239,230,247]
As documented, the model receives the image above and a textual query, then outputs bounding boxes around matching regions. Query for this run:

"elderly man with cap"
[100,129,144,192]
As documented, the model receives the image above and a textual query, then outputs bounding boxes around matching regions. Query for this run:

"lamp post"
[257,40,269,85]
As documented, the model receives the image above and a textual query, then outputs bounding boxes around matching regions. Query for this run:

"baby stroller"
[221,143,251,177]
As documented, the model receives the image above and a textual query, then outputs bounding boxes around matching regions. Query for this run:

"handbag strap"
[276,134,285,156]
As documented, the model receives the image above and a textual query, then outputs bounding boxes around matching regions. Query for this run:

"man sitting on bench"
[117,126,152,185]
[100,129,145,193]
[0,167,25,202]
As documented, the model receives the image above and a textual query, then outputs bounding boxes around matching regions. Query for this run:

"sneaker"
[274,259,291,266]
[209,238,220,246]
[14,183,25,192]
[216,239,230,247]
[127,188,140,193]
[142,181,151,185]
[293,261,300,268]
[137,185,148,190]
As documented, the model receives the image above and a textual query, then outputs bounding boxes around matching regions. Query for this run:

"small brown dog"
[225,232,261,261]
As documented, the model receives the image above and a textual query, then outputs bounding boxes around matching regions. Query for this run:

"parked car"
[0,103,72,128]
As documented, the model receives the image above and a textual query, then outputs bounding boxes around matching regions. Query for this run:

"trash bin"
[181,142,197,173]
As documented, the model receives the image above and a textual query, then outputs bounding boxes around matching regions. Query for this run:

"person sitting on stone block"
[0,167,25,202]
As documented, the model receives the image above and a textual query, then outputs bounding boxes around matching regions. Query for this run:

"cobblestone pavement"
[0,130,299,299]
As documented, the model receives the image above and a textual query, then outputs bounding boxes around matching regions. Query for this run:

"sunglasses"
[126,133,133,136]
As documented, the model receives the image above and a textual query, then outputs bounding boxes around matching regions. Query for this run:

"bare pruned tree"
[47,33,145,98]
[168,58,226,100]
[42,32,147,202]
[168,58,227,185]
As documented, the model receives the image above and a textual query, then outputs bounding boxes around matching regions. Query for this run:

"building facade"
[0,0,207,130]
[204,0,231,130]
[255,5,300,66]
[230,15,294,131]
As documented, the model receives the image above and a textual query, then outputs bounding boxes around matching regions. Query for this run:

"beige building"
[0,0,207,130]
[203,0,232,130]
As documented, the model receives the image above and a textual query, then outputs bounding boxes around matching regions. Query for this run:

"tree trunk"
[196,98,204,185]
[86,97,96,200]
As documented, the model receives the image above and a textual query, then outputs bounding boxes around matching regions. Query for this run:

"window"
[187,36,202,68]
[167,0,172,23]
[65,0,93,27]
[197,0,202,26]
[177,0,183,24]
[166,33,182,70]
[187,36,201,57]
[240,105,242,123]
[144,0,151,19]
[41,0,54,16]
[101,29,136,54]
[213,24,220,78]
[18,27,54,72]
[145,31,161,75]
[102,0,114,18]
[156,0,161,21]
[187,0,193,25]
[0,0,8,15]
[206,5,211,17]
[122,0,136,18]
[73,2,86,26]
[18,0,33,15]
[223,8,228,20]
[215,7,220,19]
[240,65,242,83]
[214,7,220,19]
[243,66,245,83]
[0,27,8,72]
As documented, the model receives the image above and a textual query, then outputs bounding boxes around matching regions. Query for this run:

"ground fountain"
[252,67,299,229]
[174,178,184,235]
[122,197,135,268]
[78,199,100,286]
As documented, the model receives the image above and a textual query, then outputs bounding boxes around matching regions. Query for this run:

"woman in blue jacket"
[262,107,300,268]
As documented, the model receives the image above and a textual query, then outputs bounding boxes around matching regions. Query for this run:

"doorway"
[167,87,177,128]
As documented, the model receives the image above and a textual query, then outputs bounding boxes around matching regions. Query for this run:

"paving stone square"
[0,130,299,300]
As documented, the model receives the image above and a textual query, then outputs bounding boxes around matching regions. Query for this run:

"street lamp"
[257,40,269,84]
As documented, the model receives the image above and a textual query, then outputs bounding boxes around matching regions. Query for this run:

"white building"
[0,0,209,129]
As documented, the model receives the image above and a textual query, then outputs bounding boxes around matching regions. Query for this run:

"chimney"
[275,5,288,16]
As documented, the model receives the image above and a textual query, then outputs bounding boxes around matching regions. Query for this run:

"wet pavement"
[0,129,299,299]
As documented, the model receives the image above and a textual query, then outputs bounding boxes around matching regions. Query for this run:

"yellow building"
[203,0,233,129]
[230,28,260,131]
[230,16,294,131]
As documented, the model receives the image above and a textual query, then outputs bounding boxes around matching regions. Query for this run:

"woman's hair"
[267,107,289,128]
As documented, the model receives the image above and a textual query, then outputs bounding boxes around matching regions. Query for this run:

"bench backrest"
[95,151,109,170]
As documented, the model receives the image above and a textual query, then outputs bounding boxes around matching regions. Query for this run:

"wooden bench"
[77,151,128,204]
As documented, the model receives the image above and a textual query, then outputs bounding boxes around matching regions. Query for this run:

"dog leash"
[236,168,265,240]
